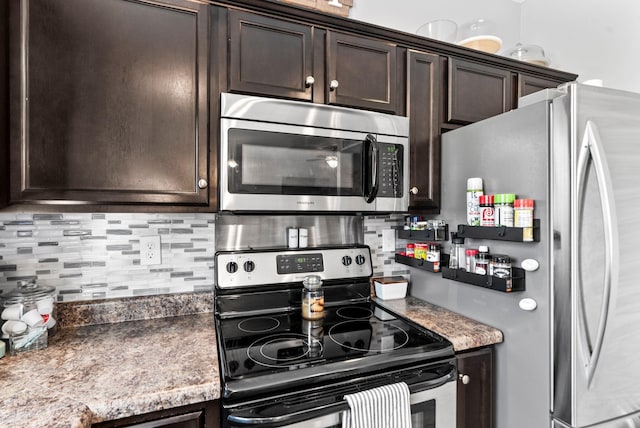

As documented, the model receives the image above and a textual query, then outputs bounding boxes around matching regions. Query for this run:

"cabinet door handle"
[305,76,315,88]
[198,179,208,189]
[329,79,339,91]
[458,373,470,385]
[410,186,419,195]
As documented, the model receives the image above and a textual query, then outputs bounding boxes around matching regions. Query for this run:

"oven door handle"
[227,401,349,426]
[363,134,379,203]
[226,367,455,426]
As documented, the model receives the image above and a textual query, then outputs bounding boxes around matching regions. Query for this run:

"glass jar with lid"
[1,280,57,354]
[301,275,325,320]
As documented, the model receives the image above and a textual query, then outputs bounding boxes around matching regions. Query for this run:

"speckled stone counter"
[0,292,500,427]
[375,296,503,351]
[0,312,220,428]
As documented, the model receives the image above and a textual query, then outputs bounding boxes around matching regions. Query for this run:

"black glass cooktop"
[216,300,453,399]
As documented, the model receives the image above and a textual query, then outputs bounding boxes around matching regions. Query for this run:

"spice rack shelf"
[441,266,526,293]
[397,225,449,242]
[395,254,449,273]
[455,219,540,242]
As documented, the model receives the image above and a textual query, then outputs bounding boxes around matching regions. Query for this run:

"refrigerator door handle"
[575,120,620,387]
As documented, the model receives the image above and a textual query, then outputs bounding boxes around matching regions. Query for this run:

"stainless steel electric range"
[215,245,457,428]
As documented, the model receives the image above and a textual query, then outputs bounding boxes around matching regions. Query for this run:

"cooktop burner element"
[237,317,281,333]
[328,320,409,352]
[246,333,321,368]
[336,306,374,319]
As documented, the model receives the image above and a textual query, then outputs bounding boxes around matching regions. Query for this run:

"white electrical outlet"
[382,229,396,252]
[140,235,162,266]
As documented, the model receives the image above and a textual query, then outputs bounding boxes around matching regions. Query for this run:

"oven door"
[223,361,457,428]
[219,118,407,213]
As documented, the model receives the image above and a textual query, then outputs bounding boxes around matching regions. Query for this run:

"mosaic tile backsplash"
[0,213,405,302]
[0,213,216,302]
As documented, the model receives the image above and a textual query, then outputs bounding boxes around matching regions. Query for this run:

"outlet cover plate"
[140,235,162,266]
[382,229,395,252]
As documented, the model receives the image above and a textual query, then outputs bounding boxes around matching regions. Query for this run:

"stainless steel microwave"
[219,93,409,213]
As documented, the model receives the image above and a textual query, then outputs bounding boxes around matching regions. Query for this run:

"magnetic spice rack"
[395,253,450,273]
[396,225,449,242]
[441,266,526,293]
[394,219,532,292]
[455,219,541,242]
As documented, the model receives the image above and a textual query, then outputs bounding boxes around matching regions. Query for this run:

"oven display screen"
[277,253,324,274]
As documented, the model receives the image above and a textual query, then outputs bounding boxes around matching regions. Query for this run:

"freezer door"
[552,83,640,427]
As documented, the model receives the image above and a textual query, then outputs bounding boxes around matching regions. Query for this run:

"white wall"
[521,0,640,93]
[349,0,522,52]
[350,0,640,93]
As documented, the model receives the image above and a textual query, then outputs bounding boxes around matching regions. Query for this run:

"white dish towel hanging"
[342,382,412,428]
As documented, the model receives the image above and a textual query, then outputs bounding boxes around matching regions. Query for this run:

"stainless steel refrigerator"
[409,82,640,428]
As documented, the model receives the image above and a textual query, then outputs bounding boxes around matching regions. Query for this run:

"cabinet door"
[0,0,8,208]
[407,50,441,212]
[228,10,315,101]
[327,31,399,114]
[9,0,209,205]
[457,347,494,428]
[446,58,512,125]
[92,401,220,428]
[517,74,563,98]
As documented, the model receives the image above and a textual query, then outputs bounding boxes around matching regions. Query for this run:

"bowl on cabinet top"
[457,18,502,54]
[503,43,550,66]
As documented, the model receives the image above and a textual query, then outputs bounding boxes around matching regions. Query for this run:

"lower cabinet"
[92,401,220,428]
[457,347,494,428]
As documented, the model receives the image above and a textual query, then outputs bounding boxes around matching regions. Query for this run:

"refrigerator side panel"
[411,100,552,428]
[557,84,640,427]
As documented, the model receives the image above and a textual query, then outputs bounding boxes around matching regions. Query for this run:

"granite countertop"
[0,313,220,428]
[375,296,504,351]
[0,293,501,427]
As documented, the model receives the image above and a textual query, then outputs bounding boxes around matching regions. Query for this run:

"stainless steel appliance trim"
[215,215,363,252]
[575,120,619,387]
[225,367,456,427]
[220,92,409,137]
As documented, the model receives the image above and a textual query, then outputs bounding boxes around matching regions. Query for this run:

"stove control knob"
[355,255,366,265]
[342,255,352,266]
[226,261,238,274]
[244,260,255,273]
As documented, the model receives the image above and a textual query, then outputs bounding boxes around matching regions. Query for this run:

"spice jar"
[1,280,57,355]
[301,275,325,320]
[427,242,441,272]
[514,199,535,241]
[492,255,512,279]
[414,243,428,260]
[406,243,415,258]
[479,195,495,227]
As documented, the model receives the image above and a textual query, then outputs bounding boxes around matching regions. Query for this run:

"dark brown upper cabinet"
[0,0,8,209]
[228,10,315,102]
[517,73,563,99]
[227,10,401,114]
[326,31,399,114]
[407,50,441,212]
[9,0,211,206]
[446,57,513,125]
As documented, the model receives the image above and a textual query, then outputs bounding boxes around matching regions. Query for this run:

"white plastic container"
[373,276,408,300]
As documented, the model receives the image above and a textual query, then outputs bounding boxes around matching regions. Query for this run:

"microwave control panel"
[378,143,403,198]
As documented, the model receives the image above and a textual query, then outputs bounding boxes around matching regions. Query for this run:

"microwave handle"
[364,134,379,203]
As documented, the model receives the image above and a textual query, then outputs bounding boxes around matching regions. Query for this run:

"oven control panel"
[216,246,372,289]
[276,253,324,274]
